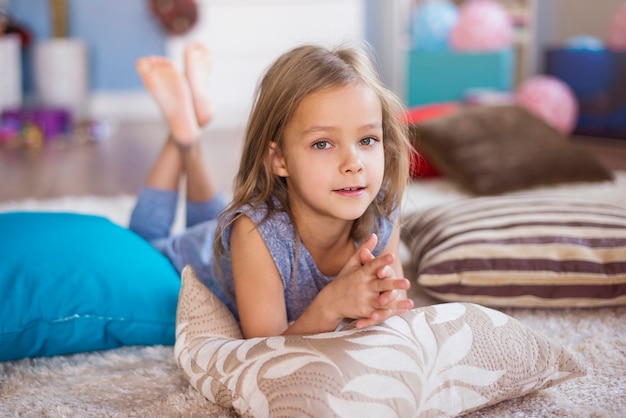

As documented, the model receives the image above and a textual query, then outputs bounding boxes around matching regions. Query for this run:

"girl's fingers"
[355,300,414,329]
[376,265,395,279]
[358,234,377,266]
[361,252,395,276]
[373,277,410,294]
[383,296,414,311]
[355,308,397,329]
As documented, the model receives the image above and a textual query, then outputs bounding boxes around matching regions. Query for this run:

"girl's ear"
[269,142,289,177]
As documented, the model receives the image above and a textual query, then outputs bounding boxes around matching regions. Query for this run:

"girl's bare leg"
[184,41,214,127]
[137,49,219,202]
[180,144,218,202]
[182,42,219,202]
[136,56,200,147]
[144,135,183,191]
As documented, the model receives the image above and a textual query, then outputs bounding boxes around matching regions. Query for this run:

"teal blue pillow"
[0,212,180,362]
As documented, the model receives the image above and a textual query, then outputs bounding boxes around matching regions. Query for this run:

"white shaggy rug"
[1,173,626,417]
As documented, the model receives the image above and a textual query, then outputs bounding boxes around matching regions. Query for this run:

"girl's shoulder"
[226,200,295,243]
[223,201,297,285]
[224,199,397,254]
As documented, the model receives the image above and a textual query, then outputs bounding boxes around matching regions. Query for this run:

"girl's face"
[273,83,385,225]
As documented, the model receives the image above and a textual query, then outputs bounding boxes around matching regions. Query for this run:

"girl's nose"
[340,147,364,173]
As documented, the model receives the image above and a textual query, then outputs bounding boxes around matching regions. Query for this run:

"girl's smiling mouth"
[334,186,365,196]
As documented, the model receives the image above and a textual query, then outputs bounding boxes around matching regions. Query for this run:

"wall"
[7,0,166,120]
[550,0,624,43]
[7,0,166,92]
[531,0,624,74]
[364,0,411,99]
[6,0,365,127]
[165,0,365,129]
[7,0,622,124]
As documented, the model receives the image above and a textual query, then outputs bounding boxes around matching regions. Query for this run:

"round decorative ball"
[411,0,459,51]
[565,35,605,51]
[449,0,513,51]
[515,75,579,135]
[608,3,626,51]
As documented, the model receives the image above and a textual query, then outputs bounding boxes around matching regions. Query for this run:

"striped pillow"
[402,195,626,308]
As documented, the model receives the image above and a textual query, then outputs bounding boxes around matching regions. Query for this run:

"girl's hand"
[354,244,414,329]
[321,234,413,328]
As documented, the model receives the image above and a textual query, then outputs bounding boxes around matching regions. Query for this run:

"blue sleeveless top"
[219,201,397,322]
[160,200,397,322]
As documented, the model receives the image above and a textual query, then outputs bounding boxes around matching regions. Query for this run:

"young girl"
[130,42,414,338]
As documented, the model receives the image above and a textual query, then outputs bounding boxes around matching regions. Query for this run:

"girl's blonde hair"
[214,43,410,264]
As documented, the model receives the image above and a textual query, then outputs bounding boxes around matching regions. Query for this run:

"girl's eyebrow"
[302,126,336,135]
[302,122,382,135]
[363,122,383,131]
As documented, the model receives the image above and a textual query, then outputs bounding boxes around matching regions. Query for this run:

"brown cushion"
[409,105,614,195]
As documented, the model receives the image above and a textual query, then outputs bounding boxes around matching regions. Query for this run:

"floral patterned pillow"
[175,266,585,417]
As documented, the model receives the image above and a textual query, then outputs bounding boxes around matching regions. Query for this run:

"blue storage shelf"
[406,49,515,106]
[546,49,626,140]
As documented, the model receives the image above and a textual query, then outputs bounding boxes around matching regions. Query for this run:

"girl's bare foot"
[136,56,200,147]
[184,42,214,127]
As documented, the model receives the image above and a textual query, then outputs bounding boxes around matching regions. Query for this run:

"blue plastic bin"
[406,48,514,106]
[546,49,626,139]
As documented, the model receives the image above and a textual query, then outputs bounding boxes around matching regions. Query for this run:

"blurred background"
[1,0,624,131]
[0,0,625,200]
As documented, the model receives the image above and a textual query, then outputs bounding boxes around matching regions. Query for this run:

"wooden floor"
[0,122,245,203]
[1,122,625,203]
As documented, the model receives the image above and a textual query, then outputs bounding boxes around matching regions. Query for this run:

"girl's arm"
[230,214,357,337]
[230,216,412,338]
[230,215,290,338]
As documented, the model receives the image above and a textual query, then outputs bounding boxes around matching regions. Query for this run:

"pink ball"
[450,0,513,51]
[608,3,626,51]
[515,75,579,135]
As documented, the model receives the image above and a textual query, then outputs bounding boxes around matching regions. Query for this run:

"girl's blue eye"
[313,141,330,150]
[360,136,377,146]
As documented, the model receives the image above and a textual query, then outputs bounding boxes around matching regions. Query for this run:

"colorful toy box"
[0,107,71,146]
[546,49,626,139]
[406,48,515,106]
